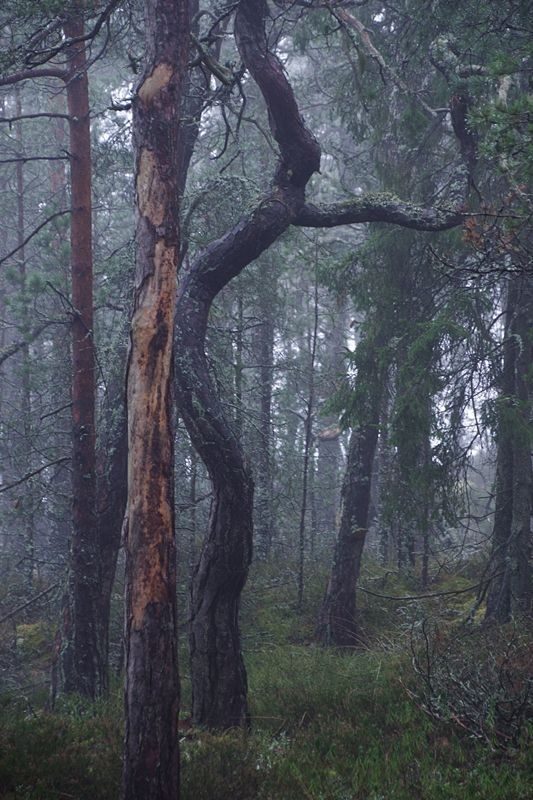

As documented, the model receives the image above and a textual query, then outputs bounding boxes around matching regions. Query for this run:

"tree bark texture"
[122,1,189,797]
[60,11,103,699]
[486,273,532,621]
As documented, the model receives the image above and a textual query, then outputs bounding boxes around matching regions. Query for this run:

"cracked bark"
[122,0,189,797]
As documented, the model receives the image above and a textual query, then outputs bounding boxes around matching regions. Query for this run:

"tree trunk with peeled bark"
[122,0,189,797]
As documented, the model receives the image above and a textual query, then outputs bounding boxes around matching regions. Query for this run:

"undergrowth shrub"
[410,616,533,750]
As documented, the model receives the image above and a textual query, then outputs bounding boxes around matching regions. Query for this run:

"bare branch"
[0,67,67,87]
[331,6,439,119]
[24,0,123,68]
[0,582,60,625]
[0,112,72,124]
[359,572,504,602]
[0,155,69,164]
[0,457,70,495]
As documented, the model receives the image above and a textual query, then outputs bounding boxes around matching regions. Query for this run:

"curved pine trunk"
[175,281,253,729]
[173,0,321,729]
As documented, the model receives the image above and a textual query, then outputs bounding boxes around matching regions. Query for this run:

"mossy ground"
[0,561,531,799]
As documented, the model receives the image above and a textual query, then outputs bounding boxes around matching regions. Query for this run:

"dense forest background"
[0,1,531,798]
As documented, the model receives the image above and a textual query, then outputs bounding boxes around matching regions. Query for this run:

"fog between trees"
[0,2,531,799]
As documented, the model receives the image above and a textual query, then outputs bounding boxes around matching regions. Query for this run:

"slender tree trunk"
[317,335,384,647]
[234,291,245,442]
[252,263,276,559]
[188,448,199,584]
[122,0,189,796]
[421,428,432,588]
[14,88,35,591]
[96,377,128,686]
[315,294,347,545]
[374,374,394,566]
[316,421,380,646]
[60,10,103,698]
[511,276,532,611]
[297,274,319,609]
[486,274,532,621]
[47,90,72,566]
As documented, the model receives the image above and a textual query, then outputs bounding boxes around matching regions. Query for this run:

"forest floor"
[0,560,532,799]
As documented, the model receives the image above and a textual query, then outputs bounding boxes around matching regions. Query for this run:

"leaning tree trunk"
[174,0,466,724]
[122,0,189,797]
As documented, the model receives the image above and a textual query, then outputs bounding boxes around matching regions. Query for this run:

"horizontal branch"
[0,155,69,165]
[294,192,465,231]
[0,67,67,87]
[0,112,71,124]
[40,401,73,421]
